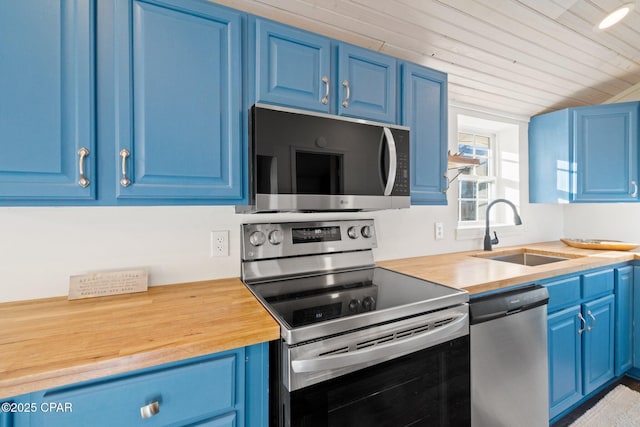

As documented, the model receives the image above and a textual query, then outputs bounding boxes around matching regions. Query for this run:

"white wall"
[0,201,563,303]
[0,105,565,303]
[563,204,640,242]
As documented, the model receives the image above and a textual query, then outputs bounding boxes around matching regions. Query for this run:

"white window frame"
[457,130,497,228]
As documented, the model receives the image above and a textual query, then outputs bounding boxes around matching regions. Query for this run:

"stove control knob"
[348,299,361,313]
[362,296,376,311]
[249,231,266,247]
[347,226,359,239]
[268,230,284,245]
[361,225,374,238]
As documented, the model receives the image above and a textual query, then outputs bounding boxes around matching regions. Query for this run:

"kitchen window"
[457,132,495,225]
[453,111,522,239]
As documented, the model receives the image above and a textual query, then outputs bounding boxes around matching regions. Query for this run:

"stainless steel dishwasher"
[470,284,549,427]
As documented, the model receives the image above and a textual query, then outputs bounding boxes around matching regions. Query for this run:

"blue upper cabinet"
[254,19,331,113]
[111,0,244,203]
[251,19,398,123]
[573,104,638,202]
[337,44,397,123]
[402,63,448,205]
[0,0,95,202]
[529,101,639,203]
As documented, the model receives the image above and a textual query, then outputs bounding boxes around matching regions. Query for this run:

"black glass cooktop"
[249,267,468,332]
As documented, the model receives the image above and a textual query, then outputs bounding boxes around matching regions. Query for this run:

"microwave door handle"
[291,313,468,373]
[381,127,397,196]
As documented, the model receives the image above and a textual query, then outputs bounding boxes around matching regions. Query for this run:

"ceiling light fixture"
[598,3,634,29]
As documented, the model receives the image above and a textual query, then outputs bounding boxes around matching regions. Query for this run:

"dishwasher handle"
[470,284,548,325]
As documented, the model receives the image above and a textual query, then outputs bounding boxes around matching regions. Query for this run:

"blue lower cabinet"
[0,402,13,427]
[582,295,615,394]
[615,266,633,375]
[545,267,619,421]
[548,305,583,419]
[187,412,236,427]
[24,344,268,427]
[634,267,640,371]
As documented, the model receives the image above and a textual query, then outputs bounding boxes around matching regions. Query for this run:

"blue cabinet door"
[337,44,396,123]
[31,349,243,427]
[112,0,243,203]
[573,103,638,202]
[615,266,633,376]
[548,305,583,419]
[634,266,640,371]
[0,0,95,202]
[254,19,331,113]
[582,294,615,395]
[0,401,12,427]
[402,63,448,205]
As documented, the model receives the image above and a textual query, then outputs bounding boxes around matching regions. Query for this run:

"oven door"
[271,307,470,426]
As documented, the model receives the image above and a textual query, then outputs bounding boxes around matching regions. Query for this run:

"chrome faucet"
[484,198,522,251]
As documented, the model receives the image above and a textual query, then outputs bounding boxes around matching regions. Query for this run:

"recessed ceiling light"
[598,3,634,30]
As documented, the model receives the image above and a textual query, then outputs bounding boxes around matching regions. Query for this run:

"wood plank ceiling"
[215,0,640,118]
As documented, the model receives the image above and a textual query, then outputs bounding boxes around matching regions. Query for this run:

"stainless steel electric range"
[241,219,471,427]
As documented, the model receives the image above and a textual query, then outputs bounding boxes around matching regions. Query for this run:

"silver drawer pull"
[587,310,596,331]
[77,147,90,188]
[119,149,131,187]
[321,76,329,105]
[631,180,638,197]
[140,401,159,419]
[578,312,586,334]
[342,80,350,107]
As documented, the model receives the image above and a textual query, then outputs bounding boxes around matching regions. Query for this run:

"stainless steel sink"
[482,252,570,266]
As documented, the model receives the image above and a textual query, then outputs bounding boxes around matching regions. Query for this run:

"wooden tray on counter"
[560,238,639,251]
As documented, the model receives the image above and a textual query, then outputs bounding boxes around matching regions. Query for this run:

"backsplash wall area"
[563,204,640,243]
[0,200,563,303]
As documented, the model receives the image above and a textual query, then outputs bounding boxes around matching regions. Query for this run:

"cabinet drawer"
[545,276,581,312]
[582,270,614,299]
[32,352,239,427]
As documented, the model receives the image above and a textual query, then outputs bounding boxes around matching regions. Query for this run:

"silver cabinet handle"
[631,180,638,197]
[321,76,329,105]
[578,312,586,334]
[587,310,596,331]
[140,401,159,419]
[77,147,90,188]
[119,149,131,187]
[342,80,350,107]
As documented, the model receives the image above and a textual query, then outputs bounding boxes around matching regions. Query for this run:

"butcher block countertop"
[0,278,279,399]
[379,241,637,295]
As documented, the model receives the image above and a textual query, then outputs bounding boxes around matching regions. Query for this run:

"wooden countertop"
[379,241,637,295]
[0,278,279,399]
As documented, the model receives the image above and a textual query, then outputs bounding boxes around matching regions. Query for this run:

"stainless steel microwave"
[236,104,410,213]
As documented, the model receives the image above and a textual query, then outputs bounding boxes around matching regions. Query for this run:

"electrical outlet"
[434,222,444,240]
[210,230,229,257]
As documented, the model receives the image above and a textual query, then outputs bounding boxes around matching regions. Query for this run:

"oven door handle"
[290,313,468,373]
